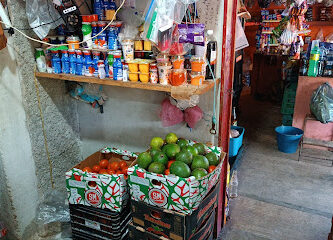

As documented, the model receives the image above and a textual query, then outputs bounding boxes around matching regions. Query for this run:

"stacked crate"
[66,147,137,240]
[281,82,298,126]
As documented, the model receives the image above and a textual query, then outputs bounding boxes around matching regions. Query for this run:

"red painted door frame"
[217,0,238,234]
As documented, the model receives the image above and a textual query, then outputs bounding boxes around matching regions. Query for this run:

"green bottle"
[107,52,114,79]
[308,41,320,77]
[82,22,92,49]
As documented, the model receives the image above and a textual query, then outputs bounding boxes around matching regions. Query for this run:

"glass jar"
[150,63,158,84]
[172,55,185,70]
[170,69,187,86]
[191,56,205,72]
[190,71,205,86]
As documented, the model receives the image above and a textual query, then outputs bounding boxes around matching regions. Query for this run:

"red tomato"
[107,169,116,175]
[124,175,128,180]
[119,160,127,169]
[208,165,216,173]
[99,169,108,174]
[92,165,101,173]
[167,160,175,169]
[116,170,122,175]
[109,162,120,171]
[164,169,170,175]
[99,159,109,169]
[82,167,92,173]
[122,166,128,175]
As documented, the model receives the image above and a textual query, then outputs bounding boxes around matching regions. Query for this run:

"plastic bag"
[184,106,203,128]
[160,98,184,127]
[325,33,333,43]
[35,190,70,238]
[310,82,333,124]
[316,28,324,41]
[26,0,64,39]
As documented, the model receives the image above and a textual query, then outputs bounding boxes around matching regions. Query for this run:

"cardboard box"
[128,142,225,214]
[70,203,131,240]
[129,210,216,240]
[66,147,137,212]
[130,182,219,240]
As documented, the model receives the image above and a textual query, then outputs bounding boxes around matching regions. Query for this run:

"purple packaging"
[178,24,205,46]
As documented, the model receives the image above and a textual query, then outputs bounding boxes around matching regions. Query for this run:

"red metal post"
[217,0,238,234]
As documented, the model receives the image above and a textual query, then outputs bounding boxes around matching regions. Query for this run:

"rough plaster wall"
[0,38,38,239]
[0,0,82,237]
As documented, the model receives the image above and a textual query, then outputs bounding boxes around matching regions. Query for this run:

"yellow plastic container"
[144,40,152,51]
[139,73,149,83]
[129,73,139,82]
[139,63,150,73]
[134,40,143,51]
[128,63,139,73]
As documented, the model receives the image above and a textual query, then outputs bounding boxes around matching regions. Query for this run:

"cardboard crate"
[128,142,225,214]
[66,147,137,212]
[129,210,215,240]
[130,181,219,240]
[70,203,131,240]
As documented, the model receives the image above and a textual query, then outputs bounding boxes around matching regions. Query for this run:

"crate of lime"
[65,147,137,212]
[129,181,219,240]
[128,133,226,214]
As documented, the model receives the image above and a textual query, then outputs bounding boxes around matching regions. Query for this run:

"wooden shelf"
[307,21,333,26]
[35,72,219,99]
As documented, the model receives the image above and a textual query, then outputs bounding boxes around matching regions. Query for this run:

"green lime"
[175,151,193,165]
[148,162,165,174]
[152,152,168,166]
[150,137,164,149]
[205,152,219,166]
[191,168,208,180]
[165,133,178,144]
[137,152,152,170]
[150,148,161,157]
[191,155,209,170]
[170,161,191,178]
[177,139,189,149]
[184,146,199,157]
[193,143,206,155]
[162,143,181,159]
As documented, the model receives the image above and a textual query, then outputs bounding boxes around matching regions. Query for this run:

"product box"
[66,147,137,212]
[70,203,130,240]
[128,142,225,214]
[129,210,216,240]
[130,181,219,240]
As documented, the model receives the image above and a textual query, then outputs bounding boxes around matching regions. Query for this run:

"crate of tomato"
[66,147,137,212]
[128,133,226,214]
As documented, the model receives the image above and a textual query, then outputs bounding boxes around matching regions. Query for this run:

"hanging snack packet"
[178,24,205,46]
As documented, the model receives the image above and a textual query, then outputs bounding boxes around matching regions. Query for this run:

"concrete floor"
[221,93,333,240]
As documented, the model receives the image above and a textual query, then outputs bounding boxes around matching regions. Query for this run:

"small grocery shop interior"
[0,0,332,239]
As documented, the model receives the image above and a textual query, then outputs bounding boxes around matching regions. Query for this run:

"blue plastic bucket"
[229,126,245,157]
[275,126,303,153]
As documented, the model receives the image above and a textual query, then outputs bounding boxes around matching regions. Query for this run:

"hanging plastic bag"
[159,98,184,127]
[235,17,249,51]
[310,82,333,124]
[316,28,324,42]
[26,0,64,39]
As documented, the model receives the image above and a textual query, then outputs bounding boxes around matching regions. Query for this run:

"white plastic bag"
[26,0,64,39]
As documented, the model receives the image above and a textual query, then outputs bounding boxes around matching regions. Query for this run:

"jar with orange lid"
[170,69,187,86]
[191,56,205,72]
[190,72,205,86]
[158,62,172,85]
[172,55,185,69]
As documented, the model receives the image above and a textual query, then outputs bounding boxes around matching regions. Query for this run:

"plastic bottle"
[308,41,320,77]
[51,50,62,74]
[69,50,76,75]
[75,50,84,75]
[35,48,47,72]
[108,26,118,50]
[123,61,128,82]
[61,50,70,74]
[91,22,98,49]
[82,22,93,49]
[229,170,238,198]
[98,21,108,49]
[83,50,93,76]
[113,51,123,80]
[107,51,114,79]
[98,60,106,79]
[206,30,217,79]
[92,51,100,77]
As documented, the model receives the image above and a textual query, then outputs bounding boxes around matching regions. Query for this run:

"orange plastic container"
[170,69,187,86]
[191,56,205,72]
[190,72,204,86]
[172,55,185,69]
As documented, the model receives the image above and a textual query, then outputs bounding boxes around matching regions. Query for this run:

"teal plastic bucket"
[275,126,303,153]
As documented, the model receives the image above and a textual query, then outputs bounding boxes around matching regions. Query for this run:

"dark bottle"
[299,53,308,76]
[206,30,217,79]
[231,107,237,126]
